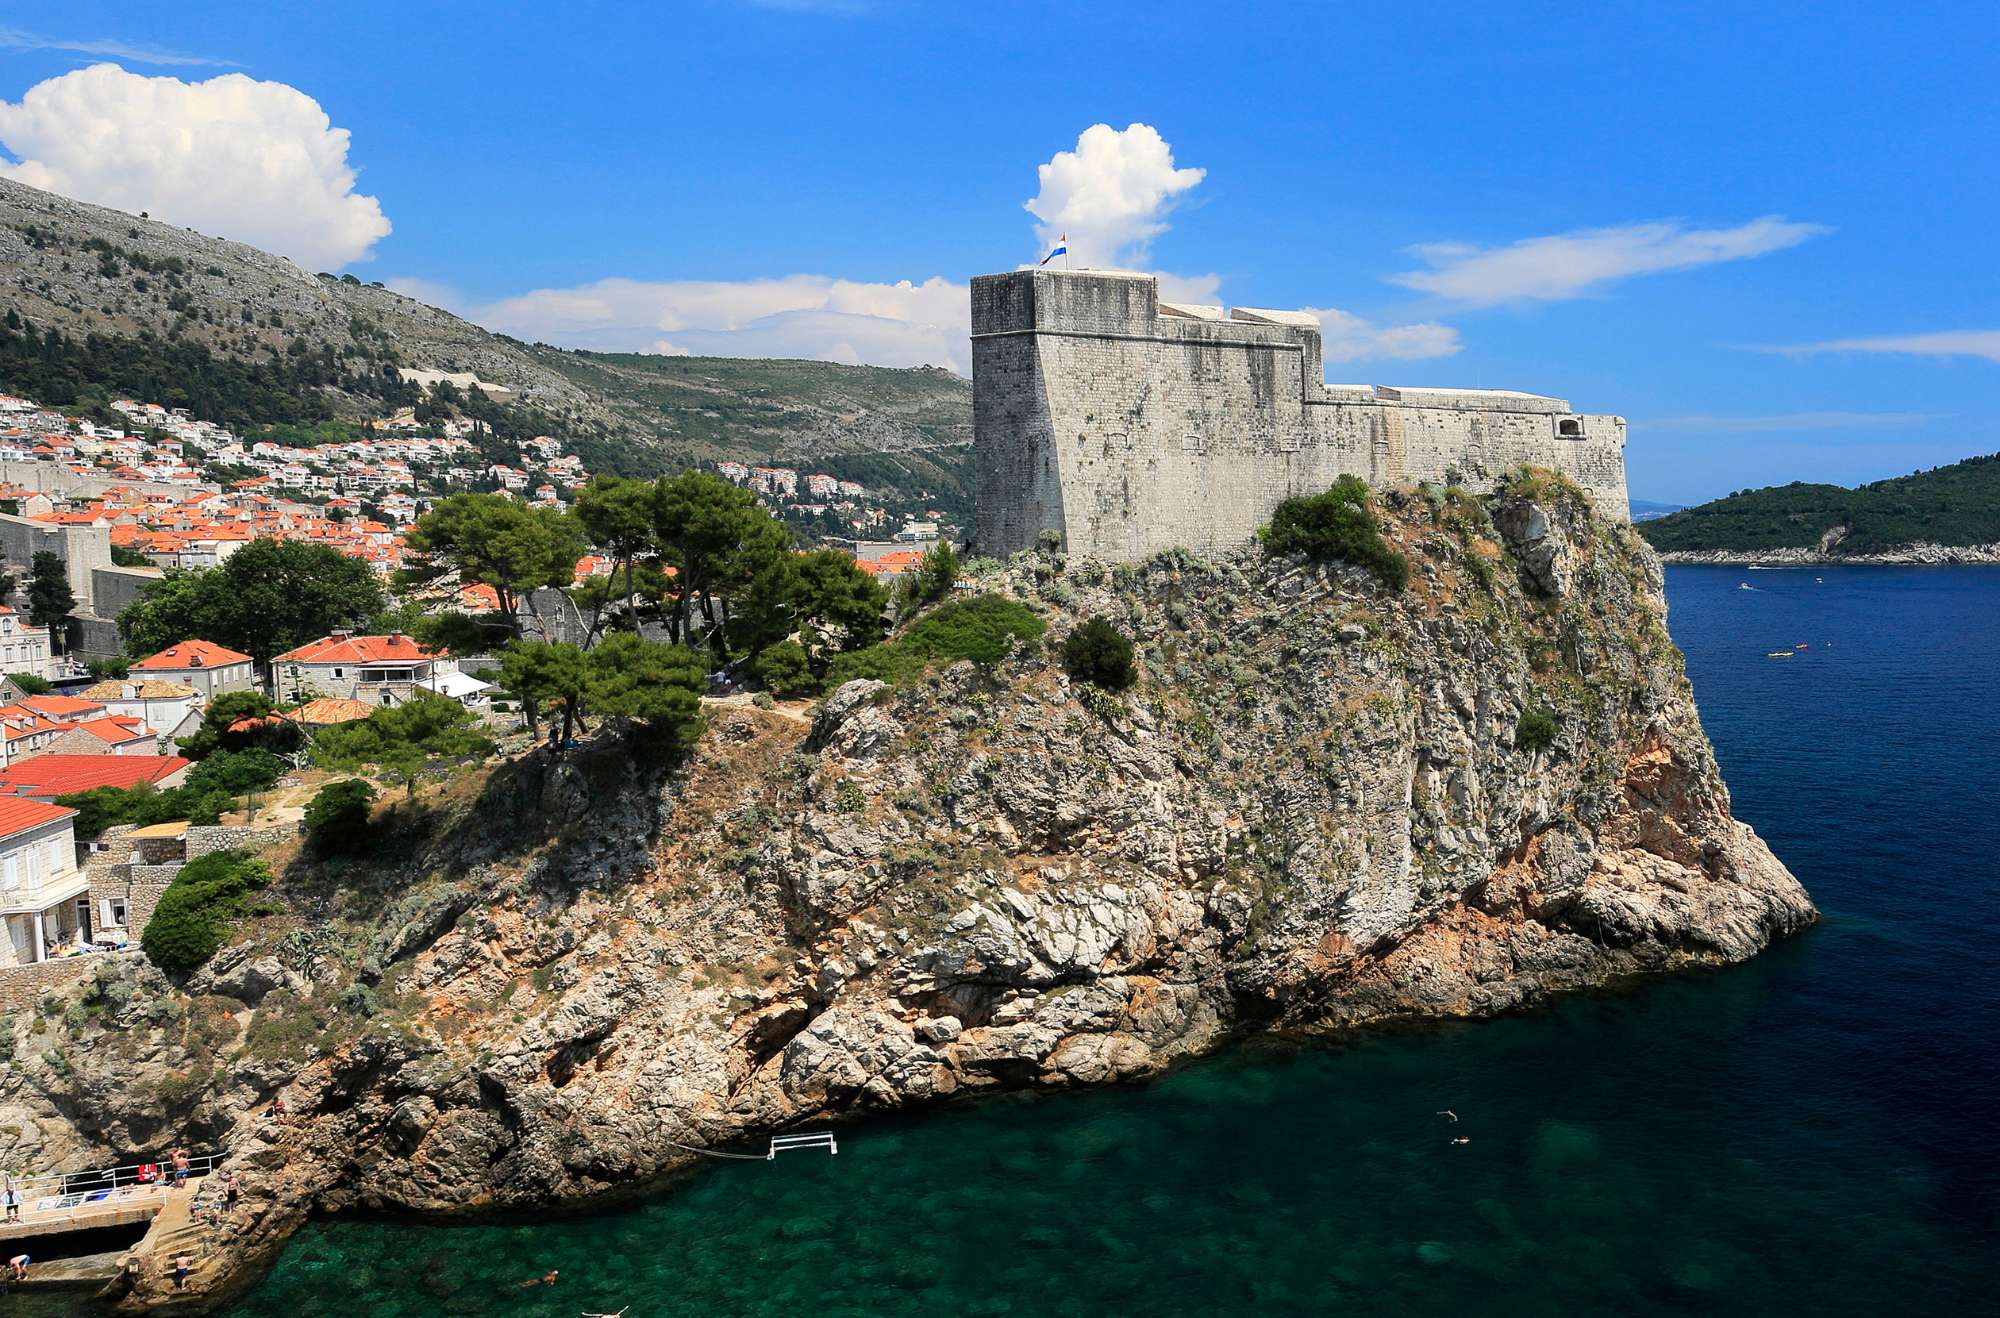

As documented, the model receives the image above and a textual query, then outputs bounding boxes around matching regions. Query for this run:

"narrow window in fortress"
[1180,432,1205,454]
[1558,419,1582,438]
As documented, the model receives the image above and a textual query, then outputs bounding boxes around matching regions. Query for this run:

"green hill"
[0,176,971,498]
[1638,453,2000,554]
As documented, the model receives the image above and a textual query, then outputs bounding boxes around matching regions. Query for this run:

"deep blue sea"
[216,566,1995,1317]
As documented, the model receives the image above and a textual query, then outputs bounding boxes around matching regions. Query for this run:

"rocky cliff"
[0,480,1812,1309]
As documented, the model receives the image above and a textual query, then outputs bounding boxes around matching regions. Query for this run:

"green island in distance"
[1638,452,2000,554]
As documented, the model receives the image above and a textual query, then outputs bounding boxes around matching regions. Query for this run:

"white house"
[129,639,258,701]
[0,798,90,967]
[0,607,54,681]
[79,679,202,740]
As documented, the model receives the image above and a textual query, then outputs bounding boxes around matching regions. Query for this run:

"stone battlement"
[971,268,1628,560]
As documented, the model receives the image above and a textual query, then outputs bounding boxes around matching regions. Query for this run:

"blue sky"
[1,0,1995,503]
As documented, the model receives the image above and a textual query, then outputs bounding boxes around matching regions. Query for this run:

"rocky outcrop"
[0,482,1812,1310]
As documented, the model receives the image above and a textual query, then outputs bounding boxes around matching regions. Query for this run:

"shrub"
[141,851,272,976]
[5,672,52,695]
[753,639,817,698]
[900,594,1045,665]
[1260,475,1409,590]
[303,778,376,855]
[823,643,924,690]
[1516,707,1559,753]
[1062,617,1137,691]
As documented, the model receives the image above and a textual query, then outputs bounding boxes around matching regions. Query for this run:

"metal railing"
[1,1152,223,1229]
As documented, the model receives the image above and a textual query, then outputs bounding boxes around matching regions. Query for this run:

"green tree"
[587,633,705,751]
[753,639,816,697]
[575,476,658,632]
[898,540,959,615]
[5,672,53,695]
[141,851,272,976]
[1062,617,1137,691]
[176,690,286,760]
[398,493,585,638]
[26,551,76,650]
[496,639,592,743]
[118,538,386,666]
[312,692,493,800]
[792,549,889,668]
[303,778,376,855]
[652,471,794,657]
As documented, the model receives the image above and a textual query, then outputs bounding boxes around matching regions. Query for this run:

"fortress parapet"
[971,268,1628,560]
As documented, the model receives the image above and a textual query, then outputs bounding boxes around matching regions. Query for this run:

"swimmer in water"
[519,1269,560,1288]
[1451,1137,1471,1146]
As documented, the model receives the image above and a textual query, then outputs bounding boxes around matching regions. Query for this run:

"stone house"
[129,638,257,701]
[271,632,456,705]
[0,797,90,966]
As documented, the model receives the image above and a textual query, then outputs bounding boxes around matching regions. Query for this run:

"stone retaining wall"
[185,824,294,859]
[0,954,100,1012]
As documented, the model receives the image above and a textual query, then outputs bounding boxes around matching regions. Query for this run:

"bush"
[1260,475,1409,590]
[1062,617,1137,690]
[56,781,237,838]
[303,779,376,855]
[5,672,52,695]
[1516,707,1559,753]
[141,851,272,976]
[823,643,924,690]
[753,639,817,698]
[900,594,1045,665]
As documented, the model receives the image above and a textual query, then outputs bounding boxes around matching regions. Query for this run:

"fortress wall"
[972,269,1629,561]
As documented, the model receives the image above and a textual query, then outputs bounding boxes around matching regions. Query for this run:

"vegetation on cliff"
[1639,453,2000,553]
[0,470,1813,1310]
[1259,475,1411,588]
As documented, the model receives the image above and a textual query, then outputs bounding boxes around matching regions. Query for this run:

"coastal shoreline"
[1658,543,2000,567]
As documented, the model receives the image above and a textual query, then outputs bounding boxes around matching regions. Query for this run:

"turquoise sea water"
[222,566,1994,1317]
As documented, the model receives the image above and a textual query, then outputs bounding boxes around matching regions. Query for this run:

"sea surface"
[218,566,1994,1317]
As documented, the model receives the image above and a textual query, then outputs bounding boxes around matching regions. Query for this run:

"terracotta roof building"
[131,639,258,700]
[0,754,190,799]
[272,633,455,706]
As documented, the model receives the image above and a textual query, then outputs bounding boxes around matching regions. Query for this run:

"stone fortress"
[971,268,1628,560]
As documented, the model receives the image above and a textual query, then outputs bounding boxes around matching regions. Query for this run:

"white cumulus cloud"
[1751,330,2000,365]
[0,63,390,270]
[1026,123,1205,269]
[463,274,971,373]
[1308,308,1462,365]
[1388,216,1828,306]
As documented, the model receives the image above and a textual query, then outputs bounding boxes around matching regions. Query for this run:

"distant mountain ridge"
[0,176,971,488]
[1638,453,2000,561]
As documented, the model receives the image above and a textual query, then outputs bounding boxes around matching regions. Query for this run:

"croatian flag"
[1039,234,1067,266]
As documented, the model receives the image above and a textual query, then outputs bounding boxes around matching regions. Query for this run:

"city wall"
[970,269,1628,560]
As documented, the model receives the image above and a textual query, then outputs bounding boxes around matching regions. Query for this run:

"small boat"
[1766,651,1794,659]
[1738,582,1756,591]
[1796,642,1810,649]
[1815,577,1824,583]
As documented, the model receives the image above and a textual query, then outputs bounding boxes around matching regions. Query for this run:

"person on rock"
[8,1255,28,1282]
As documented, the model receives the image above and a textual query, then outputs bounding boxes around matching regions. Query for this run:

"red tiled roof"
[273,634,443,664]
[0,755,189,798]
[0,797,77,841]
[133,639,255,670]
[74,716,153,745]
[19,694,106,720]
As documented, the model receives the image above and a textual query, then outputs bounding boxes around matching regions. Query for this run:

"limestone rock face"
[0,481,1813,1311]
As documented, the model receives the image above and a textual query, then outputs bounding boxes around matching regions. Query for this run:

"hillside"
[0,482,1809,1307]
[0,176,971,490]
[1639,453,2000,557]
